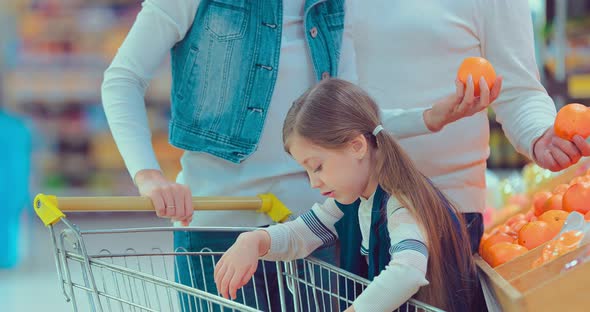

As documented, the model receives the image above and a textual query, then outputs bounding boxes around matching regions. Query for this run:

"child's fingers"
[229,270,244,300]
[214,258,227,289]
[219,267,235,299]
[240,264,257,287]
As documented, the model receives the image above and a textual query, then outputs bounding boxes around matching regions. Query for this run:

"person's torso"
[178,1,333,226]
[349,0,488,212]
[169,0,345,163]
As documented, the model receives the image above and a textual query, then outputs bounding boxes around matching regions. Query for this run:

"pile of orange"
[480,169,590,268]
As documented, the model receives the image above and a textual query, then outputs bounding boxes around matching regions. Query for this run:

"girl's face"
[288,133,377,204]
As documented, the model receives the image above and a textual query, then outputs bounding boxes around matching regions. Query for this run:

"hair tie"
[372,125,384,136]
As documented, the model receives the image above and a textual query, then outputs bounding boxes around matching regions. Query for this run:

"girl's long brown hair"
[283,79,478,311]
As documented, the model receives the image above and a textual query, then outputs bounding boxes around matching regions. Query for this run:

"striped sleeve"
[352,198,430,312]
[261,198,343,261]
[386,199,429,273]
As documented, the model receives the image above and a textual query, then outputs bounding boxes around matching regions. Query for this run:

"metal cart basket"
[33,194,443,312]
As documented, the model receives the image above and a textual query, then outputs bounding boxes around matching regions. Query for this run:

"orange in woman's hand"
[457,57,496,96]
[554,103,590,141]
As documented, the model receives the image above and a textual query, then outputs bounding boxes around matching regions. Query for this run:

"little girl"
[214,79,479,311]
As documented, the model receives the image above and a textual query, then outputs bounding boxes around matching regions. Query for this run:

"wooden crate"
[476,242,590,311]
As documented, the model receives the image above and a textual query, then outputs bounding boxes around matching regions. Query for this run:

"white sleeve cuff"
[261,225,291,261]
[381,107,433,139]
[353,264,429,312]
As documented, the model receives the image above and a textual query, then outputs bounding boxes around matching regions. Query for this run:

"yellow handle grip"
[56,196,263,212]
[34,193,292,226]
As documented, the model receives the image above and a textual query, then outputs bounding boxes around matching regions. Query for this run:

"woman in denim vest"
[102,0,500,310]
[101,1,365,310]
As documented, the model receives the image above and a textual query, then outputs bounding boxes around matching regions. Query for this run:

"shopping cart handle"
[33,193,292,226]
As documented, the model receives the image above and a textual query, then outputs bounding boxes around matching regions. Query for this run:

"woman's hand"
[424,75,503,131]
[135,169,193,226]
[533,127,590,172]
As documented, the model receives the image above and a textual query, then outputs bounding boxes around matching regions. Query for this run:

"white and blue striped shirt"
[262,192,430,312]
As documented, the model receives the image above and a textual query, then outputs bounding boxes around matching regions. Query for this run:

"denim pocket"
[325,12,344,31]
[176,46,200,103]
[324,11,345,59]
[205,1,249,41]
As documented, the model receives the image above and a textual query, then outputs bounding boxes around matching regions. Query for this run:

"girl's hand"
[135,169,193,226]
[424,75,503,131]
[214,231,270,300]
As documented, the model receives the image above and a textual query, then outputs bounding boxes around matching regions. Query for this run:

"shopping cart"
[34,193,443,312]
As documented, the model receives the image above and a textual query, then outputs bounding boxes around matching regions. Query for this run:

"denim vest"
[169,0,345,163]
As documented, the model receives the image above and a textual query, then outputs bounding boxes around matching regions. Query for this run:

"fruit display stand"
[478,158,590,311]
[477,239,590,312]
[486,157,590,231]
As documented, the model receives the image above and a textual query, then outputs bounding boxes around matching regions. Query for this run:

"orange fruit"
[457,57,496,96]
[524,208,536,222]
[541,194,563,213]
[562,182,590,214]
[517,221,556,250]
[585,211,590,221]
[487,242,528,268]
[509,219,528,235]
[478,232,491,256]
[554,103,590,141]
[488,224,511,237]
[553,183,570,195]
[505,213,525,227]
[538,210,569,234]
[533,191,552,217]
[480,232,514,261]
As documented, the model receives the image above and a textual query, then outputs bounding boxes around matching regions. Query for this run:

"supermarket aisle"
[0,211,171,311]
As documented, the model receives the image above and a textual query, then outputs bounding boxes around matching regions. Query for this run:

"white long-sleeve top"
[101,0,434,226]
[263,194,429,312]
[345,0,557,213]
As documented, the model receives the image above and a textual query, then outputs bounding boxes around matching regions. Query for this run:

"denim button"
[309,27,318,38]
[321,72,330,80]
